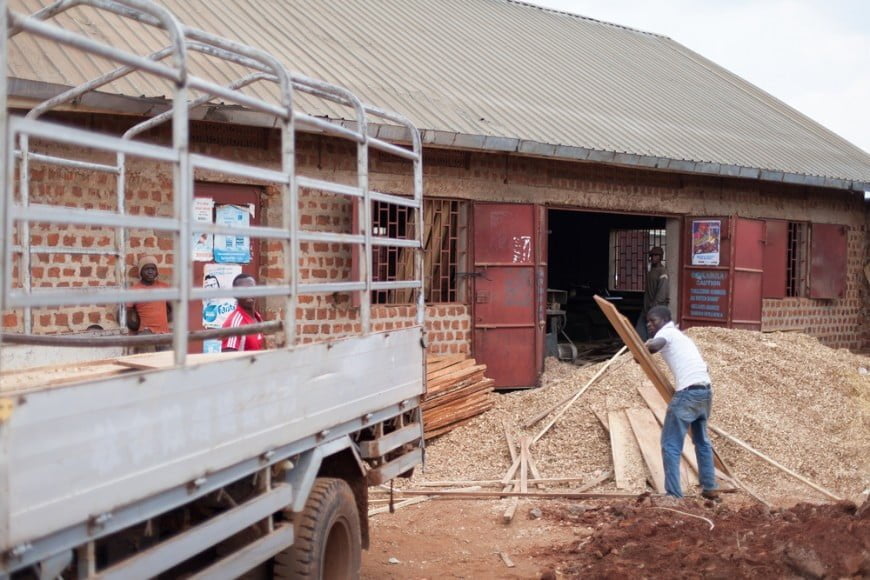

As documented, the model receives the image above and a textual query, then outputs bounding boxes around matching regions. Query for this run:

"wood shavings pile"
[413,328,870,505]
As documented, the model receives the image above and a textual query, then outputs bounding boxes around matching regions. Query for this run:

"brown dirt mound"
[537,498,870,579]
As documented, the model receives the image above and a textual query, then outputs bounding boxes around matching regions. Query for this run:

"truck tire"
[274,477,361,579]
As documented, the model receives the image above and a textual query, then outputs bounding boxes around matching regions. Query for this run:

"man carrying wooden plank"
[644,306,719,501]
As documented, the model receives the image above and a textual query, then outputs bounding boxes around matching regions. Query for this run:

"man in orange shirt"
[127,255,172,348]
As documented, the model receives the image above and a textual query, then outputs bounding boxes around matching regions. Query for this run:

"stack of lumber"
[423,354,495,440]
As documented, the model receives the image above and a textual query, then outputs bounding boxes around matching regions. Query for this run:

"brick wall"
[4,114,866,354]
[424,304,472,355]
[762,226,868,349]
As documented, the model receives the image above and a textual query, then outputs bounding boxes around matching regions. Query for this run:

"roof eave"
[9,79,867,193]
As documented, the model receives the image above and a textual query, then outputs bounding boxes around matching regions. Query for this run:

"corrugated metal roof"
[8,0,870,189]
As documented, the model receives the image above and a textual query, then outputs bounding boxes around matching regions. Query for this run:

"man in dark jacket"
[635,246,668,340]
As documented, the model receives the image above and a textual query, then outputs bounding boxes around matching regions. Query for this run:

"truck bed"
[1,326,424,550]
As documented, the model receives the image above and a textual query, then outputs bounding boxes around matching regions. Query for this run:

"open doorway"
[546,209,676,364]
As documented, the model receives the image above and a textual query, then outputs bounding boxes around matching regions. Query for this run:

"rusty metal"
[809,223,848,299]
[730,218,764,330]
[472,203,541,389]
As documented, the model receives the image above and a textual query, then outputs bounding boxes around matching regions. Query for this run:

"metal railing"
[1,0,424,367]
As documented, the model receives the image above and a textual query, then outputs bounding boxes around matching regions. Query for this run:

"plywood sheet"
[607,410,646,492]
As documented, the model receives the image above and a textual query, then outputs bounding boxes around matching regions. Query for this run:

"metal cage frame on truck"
[0,0,426,577]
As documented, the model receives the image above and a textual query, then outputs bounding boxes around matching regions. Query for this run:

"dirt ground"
[362,494,870,579]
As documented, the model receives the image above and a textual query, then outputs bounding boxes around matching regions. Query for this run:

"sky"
[527,0,870,154]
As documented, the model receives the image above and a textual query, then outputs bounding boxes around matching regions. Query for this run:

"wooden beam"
[708,424,843,501]
[390,490,640,500]
[414,475,611,487]
[532,345,628,444]
[524,345,628,429]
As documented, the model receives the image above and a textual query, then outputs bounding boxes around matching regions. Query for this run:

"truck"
[0,1,426,577]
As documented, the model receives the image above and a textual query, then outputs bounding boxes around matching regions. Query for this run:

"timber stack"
[423,354,495,440]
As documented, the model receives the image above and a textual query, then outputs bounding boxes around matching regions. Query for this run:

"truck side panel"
[4,327,423,549]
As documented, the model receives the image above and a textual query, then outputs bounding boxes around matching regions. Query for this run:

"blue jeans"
[661,387,717,497]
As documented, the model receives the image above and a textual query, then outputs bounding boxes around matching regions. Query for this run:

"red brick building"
[4,0,869,387]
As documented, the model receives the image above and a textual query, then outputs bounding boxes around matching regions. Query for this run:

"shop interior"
[546,209,667,363]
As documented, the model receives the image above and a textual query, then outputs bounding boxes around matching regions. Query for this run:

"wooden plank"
[2,363,133,392]
[423,399,493,427]
[624,408,666,493]
[527,345,627,435]
[498,552,516,568]
[421,378,492,407]
[593,296,673,401]
[425,358,477,383]
[426,365,487,393]
[415,476,607,487]
[114,350,252,370]
[708,424,843,501]
[502,421,518,463]
[636,383,726,485]
[607,410,647,492]
[391,490,639,499]
[594,295,733,478]
[502,496,519,523]
[519,437,530,494]
[526,450,544,490]
[425,354,467,374]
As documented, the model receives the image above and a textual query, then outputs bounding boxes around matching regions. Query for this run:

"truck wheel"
[274,477,361,579]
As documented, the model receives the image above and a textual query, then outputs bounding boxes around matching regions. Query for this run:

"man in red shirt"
[221,273,265,352]
[127,255,172,342]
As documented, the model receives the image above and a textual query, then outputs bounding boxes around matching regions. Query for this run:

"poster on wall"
[213,204,251,264]
[202,263,242,331]
[691,220,722,266]
[192,197,214,262]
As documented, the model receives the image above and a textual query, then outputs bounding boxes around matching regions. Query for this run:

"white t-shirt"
[653,322,711,391]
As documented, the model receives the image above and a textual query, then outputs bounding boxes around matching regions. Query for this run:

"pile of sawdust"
[413,327,870,505]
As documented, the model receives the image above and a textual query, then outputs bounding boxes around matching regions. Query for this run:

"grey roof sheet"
[8,0,870,187]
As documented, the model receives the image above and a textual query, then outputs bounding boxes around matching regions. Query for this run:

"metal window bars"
[1,0,424,366]
[609,228,666,292]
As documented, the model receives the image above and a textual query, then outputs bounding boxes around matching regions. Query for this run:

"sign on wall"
[213,204,251,264]
[192,197,215,262]
[202,263,242,329]
[691,220,721,266]
[686,269,728,321]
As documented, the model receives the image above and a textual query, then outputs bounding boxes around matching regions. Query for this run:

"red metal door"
[472,203,545,389]
[730,217,764,329]
[680,216,762,330]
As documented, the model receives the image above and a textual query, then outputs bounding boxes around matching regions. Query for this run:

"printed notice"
[202,263,242,331]
[687,270,728,320]
[691,220,721,266]
[213,204,251,264]
[192,197,214,262]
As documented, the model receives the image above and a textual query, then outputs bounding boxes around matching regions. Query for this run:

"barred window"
[370,198,467,304]
[608,228,666,292]
[786,222,809,297]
